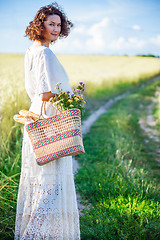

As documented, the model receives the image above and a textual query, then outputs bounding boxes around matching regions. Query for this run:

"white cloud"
[86,36,105,52]
[86,17,110,52]
[109,37,147,55]
[72,39,83,49]
[73,25,86,34]
[109,37,125,49]
[150,35,160,47]
[128,38,146,48]
[132,25,141,31]
[88,17,110,36]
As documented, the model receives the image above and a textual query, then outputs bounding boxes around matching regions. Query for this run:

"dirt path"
[72,74,160,214]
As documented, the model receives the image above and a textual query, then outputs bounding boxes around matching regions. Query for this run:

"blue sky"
[0,0,160,55]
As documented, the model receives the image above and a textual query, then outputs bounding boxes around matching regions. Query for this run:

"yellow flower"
[75,95,81,98]
[70,104,74,108]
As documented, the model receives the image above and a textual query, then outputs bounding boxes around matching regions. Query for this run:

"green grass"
[0,125,22,239]
[75,80,160,240]
[153,87,160,132]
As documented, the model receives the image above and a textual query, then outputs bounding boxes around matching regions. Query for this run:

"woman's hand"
[39,91,57,101]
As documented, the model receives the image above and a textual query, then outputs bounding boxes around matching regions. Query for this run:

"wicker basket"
[25,106,85,166]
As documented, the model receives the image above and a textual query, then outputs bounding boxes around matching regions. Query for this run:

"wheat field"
[0,54,160,143]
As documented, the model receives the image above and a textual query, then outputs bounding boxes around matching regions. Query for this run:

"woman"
[14,3,81,240]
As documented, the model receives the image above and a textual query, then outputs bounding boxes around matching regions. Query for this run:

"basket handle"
[38,101,59,120]
[38,101,46,120]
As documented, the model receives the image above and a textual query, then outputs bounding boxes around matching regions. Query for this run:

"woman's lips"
[51,33,57,36]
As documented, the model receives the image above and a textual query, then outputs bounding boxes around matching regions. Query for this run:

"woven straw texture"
[25,108,85,165]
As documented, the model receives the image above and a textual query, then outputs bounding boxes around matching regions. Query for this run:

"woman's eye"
[49,24,61,26]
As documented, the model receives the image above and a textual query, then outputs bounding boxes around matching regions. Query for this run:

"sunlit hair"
[25,2,73,41]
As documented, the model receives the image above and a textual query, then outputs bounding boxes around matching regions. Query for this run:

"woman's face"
[43,14,61,43]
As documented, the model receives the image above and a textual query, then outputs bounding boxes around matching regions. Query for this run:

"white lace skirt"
[14,98,81,240]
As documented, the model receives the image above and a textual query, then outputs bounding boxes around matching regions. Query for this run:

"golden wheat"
[0,54,159,142]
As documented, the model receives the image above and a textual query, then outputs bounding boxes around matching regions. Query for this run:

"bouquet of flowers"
[49,82,86,113]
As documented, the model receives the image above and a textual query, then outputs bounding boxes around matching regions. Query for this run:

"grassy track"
[0,54,160,239]
[75,79,160,239]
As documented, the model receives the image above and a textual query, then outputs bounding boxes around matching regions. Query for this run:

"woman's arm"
[39,91,57,101]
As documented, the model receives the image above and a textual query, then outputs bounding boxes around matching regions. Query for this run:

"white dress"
[14,46,81,240]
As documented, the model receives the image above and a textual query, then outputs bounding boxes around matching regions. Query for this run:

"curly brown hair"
[25,2,73,42]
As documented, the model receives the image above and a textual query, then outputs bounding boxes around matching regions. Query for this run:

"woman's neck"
[33,40,50,48]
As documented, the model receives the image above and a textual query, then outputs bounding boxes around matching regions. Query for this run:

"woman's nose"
[54,25,59,32]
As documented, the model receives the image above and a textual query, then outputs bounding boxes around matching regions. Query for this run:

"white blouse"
[24,45,73,102]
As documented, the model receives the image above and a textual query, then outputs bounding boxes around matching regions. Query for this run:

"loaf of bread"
[13,110,39,124]
[13,114,27,124]
[19,110,39,121]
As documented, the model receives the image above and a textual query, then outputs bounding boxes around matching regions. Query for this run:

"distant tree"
[136,54,159,58]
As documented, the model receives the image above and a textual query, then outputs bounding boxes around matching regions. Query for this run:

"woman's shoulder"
[28,46,57,62]
[26,45,54,55]
[41,47,55,58]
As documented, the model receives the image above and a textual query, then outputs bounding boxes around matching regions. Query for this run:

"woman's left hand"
[39,91,57,101]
